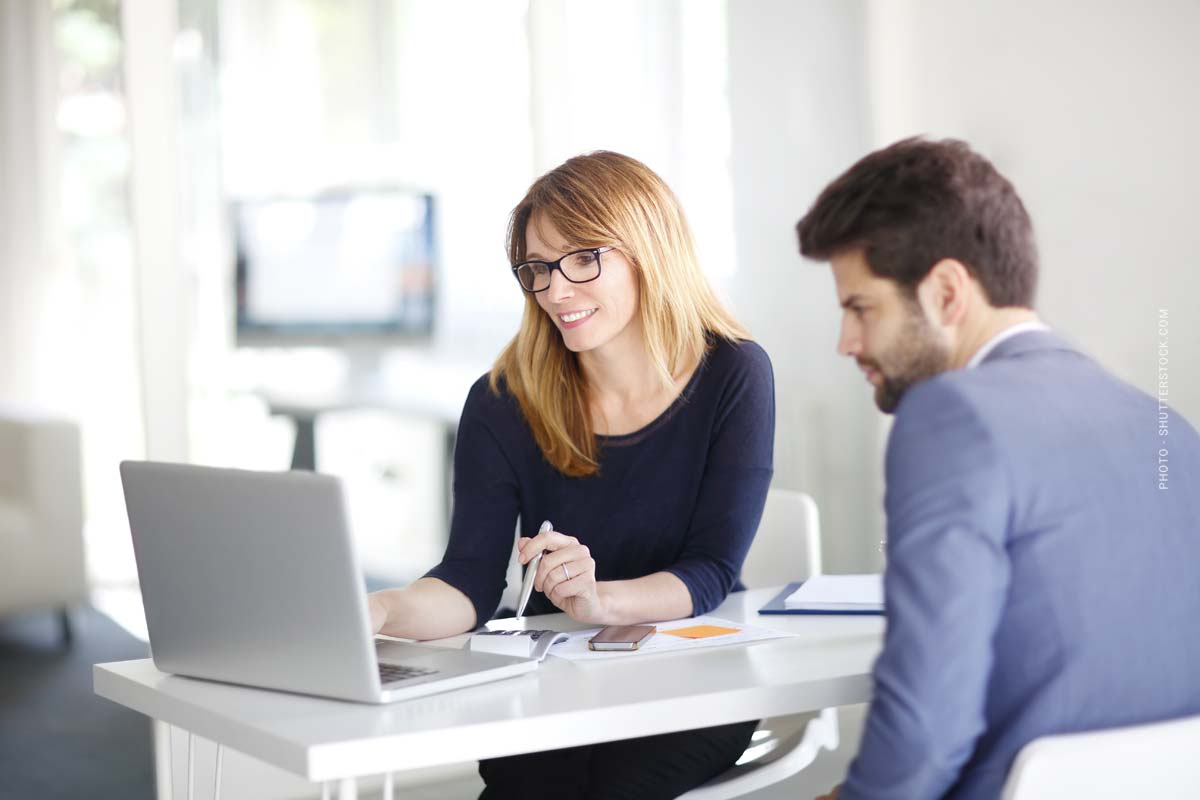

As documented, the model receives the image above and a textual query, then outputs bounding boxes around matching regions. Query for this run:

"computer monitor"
[233,188,436,346]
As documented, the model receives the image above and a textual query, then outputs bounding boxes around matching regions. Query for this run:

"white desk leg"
[337,777,358,800]
[153,720,172,800]
[383,772,394,800]
[213,744,224,800]
[187,731,195,800]
[321,781,331,800]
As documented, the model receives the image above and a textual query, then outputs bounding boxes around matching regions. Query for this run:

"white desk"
[94,587,883,798]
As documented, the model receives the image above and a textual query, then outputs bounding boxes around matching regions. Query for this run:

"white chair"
[680,488,839,799]
[740,488,822,588]
[0,405,87,641]
[1001,713,1200,800]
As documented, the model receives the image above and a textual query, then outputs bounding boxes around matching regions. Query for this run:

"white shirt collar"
[966,320,1051,369]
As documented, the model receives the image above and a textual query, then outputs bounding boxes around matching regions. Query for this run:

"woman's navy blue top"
[425,336,775,625]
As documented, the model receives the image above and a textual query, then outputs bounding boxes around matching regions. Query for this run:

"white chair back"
[680,489,836,800]
[740,488,822,589]
[1002,713,1200,800]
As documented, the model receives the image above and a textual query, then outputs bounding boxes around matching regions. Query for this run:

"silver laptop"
[119,460,536,704]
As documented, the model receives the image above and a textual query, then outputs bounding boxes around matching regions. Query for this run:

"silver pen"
[516,520,553,619]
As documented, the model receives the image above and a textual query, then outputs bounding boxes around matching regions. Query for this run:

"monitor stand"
[281,346,387,472]
[342,345,389,400]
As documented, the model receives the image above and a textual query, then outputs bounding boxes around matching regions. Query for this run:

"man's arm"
[840,379,1011,800]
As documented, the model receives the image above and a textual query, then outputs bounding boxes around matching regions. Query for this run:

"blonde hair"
[490,151,749,477]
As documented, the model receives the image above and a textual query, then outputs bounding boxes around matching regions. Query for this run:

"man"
[796,137,1200,799]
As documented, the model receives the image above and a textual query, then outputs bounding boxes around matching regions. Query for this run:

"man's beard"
[862,307,953,414]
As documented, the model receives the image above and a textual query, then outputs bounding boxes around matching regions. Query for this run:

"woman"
[369,151,774,799]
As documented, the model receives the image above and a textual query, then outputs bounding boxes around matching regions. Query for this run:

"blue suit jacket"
[841,330,1200,799]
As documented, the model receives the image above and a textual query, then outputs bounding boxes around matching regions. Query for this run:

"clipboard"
[758,581,885,616]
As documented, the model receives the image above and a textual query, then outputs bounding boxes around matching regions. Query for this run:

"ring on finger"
[561,563,571,581]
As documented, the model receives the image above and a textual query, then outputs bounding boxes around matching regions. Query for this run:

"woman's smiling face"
[527,215,641,356]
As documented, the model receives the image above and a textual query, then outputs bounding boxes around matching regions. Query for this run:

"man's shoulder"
[889,336,1175,463]
[886,361,1045,462]
[895,337,1096,422]
[892,368,991,426]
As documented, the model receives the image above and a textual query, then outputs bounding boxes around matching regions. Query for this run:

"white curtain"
[122,0,190,462]
[527,0,737,287]
[0,1,67,407]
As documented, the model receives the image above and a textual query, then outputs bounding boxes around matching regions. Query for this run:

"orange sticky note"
[662,624,741,639]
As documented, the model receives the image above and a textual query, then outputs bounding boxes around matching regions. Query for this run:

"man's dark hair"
[796,137,1038,307]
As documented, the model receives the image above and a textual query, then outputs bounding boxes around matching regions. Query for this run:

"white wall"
[726,0,886,574]
[725,0,1200,573]
[868,0,1200,424]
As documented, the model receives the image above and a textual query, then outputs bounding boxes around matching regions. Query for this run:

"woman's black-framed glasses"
[511,246,615,293]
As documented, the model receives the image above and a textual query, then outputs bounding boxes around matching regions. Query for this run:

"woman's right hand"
[518,528,605,624]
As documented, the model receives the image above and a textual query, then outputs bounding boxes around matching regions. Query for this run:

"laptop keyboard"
[378,663,439,685]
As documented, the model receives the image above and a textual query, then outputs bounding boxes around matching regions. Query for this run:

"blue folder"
[758,581,885,616]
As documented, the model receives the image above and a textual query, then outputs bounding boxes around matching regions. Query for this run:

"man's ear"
[916,258,974,327]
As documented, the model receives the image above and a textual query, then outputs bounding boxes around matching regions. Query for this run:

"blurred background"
[1,0,1197,797]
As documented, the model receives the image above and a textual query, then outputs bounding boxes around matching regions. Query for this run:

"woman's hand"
[517,528,606,624]
[366,579,476,641]
[367,593,387,634]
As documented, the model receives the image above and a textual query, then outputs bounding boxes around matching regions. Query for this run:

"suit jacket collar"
[981,328,1081,365]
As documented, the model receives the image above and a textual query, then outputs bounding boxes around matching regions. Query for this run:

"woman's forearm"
[597,571,694,625]
[369,577,477,641]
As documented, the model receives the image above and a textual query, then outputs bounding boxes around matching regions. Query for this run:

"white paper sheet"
[548,615,793,662]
